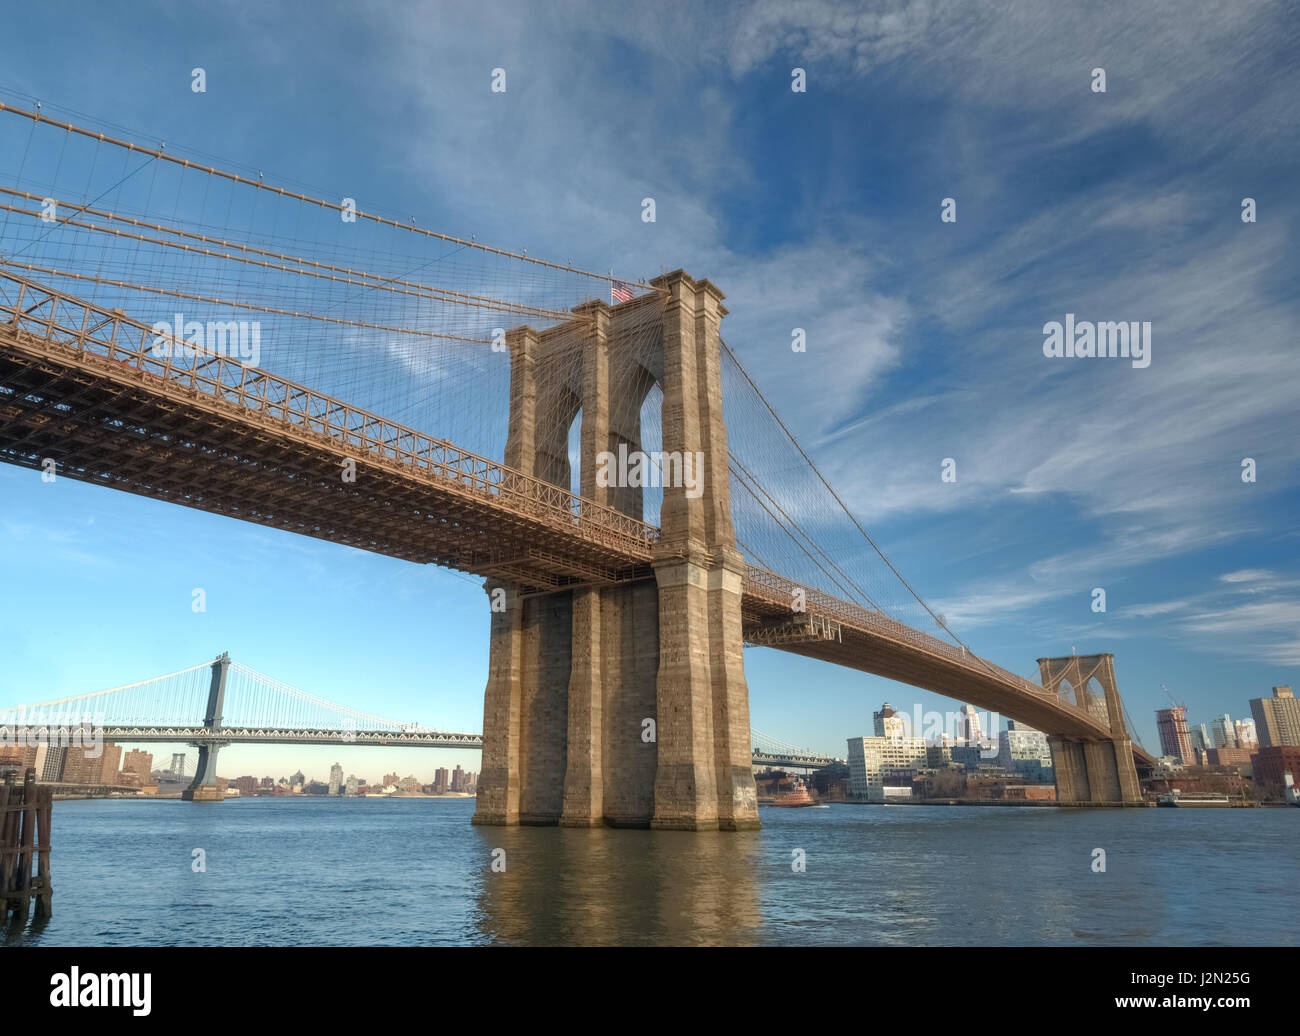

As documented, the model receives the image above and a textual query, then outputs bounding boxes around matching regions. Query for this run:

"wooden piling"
[34,785,52,917]
[0,772,12,913]
[0,767,52,919]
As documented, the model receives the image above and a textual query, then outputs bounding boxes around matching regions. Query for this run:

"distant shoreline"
[52,791,477,802]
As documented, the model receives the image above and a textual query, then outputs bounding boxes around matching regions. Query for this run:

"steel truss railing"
[743,564,1114,729]
[0,271,659,558]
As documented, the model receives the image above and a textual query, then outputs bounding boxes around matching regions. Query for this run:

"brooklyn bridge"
[0,102,1153,829]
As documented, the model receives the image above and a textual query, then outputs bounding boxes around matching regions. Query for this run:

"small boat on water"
[771,777,818,808]
[1157,790,1231,807]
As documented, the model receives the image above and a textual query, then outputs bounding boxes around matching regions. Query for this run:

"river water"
[8,797,1296,946]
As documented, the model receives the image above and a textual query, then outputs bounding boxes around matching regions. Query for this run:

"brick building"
[1251,746,1300,801]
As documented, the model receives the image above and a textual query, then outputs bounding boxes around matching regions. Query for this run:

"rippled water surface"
[8,797,1297,945]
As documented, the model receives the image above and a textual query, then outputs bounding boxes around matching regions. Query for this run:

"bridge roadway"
[0,272,1153,768]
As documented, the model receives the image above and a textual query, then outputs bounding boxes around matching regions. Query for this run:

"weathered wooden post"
[34,784,52,917]
[16,767,37,908]
[0,771,13,913]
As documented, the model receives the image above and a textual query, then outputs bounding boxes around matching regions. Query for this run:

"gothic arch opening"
[567,406,582,506]
[638,383,664,527]
[1084,676,1110,730]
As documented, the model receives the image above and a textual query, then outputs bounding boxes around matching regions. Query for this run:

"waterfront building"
[1191,725,1211,752]
[960,704,982,745]
[329,762,344,796]
[61,741,121,785]
[847,731,928,802]
[123,749,154,780]
[345,775,359,797]
[1251,745,1300,800]
[434,767,449,793]
[1250,687,1300,748]
[232,775,260,797]
[1156,707,1196,765]
[451,765,465,792]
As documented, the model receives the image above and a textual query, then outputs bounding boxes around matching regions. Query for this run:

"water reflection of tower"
[470,827,763,945]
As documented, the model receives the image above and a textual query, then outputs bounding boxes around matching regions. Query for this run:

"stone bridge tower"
[472,270,760,830]
[1036,653,1142,803]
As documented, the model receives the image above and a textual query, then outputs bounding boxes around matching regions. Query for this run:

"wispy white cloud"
[1221,569,1276,584]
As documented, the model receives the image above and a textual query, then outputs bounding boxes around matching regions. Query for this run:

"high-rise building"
[344,775,359,797]
[1209,713,1238,749]
[1235,718,1258,750]
[1250,687,1300,748]
[329,762,344,796]
[1191,724,1211,752]
[451,765,465,792]
[1156,707,1195,765]
[434,767,449,793]
[290,769,305,788]
[98,743,122,784]
[61,742,121,785]
[959,704,982,745]
[383,772,400,788]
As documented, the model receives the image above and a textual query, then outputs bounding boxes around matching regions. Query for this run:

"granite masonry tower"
[472,271,760,830]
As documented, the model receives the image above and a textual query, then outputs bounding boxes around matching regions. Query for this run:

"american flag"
[611,280,635,303]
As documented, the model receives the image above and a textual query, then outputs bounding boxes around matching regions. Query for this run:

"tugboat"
[772,776,817,807]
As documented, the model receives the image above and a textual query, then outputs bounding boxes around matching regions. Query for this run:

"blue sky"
[1,0,1298,781]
